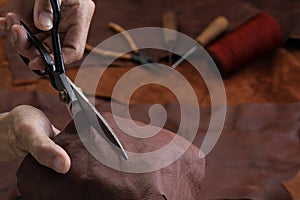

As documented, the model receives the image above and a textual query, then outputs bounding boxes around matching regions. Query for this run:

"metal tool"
[19,0,128,160]
[162,11,178,65]
[85,22,155,65]
[172,16,229,69]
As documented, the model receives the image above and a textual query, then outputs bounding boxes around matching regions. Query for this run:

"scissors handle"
[50,0,65,74]
[19,0,65,90]
[20,21,55,76]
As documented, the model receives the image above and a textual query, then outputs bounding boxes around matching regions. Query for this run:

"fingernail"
[38,12,53,28]
[0,21,5,30]
[11,29,18,43]
[9,28,18,45]
[53,156,65,173]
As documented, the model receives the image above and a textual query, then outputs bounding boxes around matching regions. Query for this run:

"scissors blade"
[65,77,128,160]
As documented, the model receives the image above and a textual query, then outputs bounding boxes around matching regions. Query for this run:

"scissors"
[19,0,128,159]
[85,22,156,65]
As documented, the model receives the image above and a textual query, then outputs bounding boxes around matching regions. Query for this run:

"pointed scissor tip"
[120,147,128,160]
[123,152,129,160]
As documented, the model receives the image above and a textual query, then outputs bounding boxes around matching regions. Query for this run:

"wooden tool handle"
[196,16,229,46]
[162,11,178,46]
[85,44,132,60]
[163,11,177,31]
[108,22,138,53]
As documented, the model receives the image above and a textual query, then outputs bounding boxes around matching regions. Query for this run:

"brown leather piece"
[282,170,300,200]
[0,0,298,198]
[0,88,298,199]
[196,103,300,199]
[0,88,70,200]
[97,102,300,199]
[0,161,21,200]
[17,111,205,200]
[72,47,300,106]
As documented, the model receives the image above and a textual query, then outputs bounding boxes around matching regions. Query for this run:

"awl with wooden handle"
[162,11,178,64]
[196,16,229,46]
[172,16,229,68]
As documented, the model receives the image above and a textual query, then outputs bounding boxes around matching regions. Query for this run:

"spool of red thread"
[207,12,283,76]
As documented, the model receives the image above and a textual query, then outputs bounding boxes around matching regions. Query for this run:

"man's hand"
[0,105,71,174]
[0,0,95,70]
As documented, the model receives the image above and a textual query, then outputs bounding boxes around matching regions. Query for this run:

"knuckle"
[6,12,16,19]
[65,48,83,63]
[31,141,53,163]
[88,1,96,12]
[15,120,35,135]
[73,47,84,60]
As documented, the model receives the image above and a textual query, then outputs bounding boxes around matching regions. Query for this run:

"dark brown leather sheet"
[17,111,205,200]
[0,0,299,199]
[0,89,70,200]
[98,101,300,199]
[0,88,298,199]
[283,170,300,200]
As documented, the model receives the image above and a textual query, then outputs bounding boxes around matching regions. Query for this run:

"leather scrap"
[282,170,300,200]
[97,102,300,199]
[0,86,296,199]
[17,111,205,200]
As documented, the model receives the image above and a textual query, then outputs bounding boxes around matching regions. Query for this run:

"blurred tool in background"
[162,11,178,65]
[172,16,229,69]
[85,22,155,65]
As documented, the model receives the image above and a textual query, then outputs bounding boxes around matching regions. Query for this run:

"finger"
[33,0,53,31]
[6,14,48,71]
[28,57,48,71]
[52,125,61,136]
[0,17,7,31]
[9,24,46,71]
[5,12,20,30]
[9,24,34,57]
[30,138,71,174]
[20,124,71,174]
[28,33,53,71]
[8,27,45,71]
[12,108,71,173]
[6,13,35,57]
[61,1,95,64]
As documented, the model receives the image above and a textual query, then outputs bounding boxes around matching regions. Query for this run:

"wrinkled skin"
[0,105,71,174]
[0,0,95,173]
[0,0,95,70]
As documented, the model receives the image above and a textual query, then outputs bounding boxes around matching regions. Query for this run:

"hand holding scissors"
[0,0,94,71]
[20,0,128,160]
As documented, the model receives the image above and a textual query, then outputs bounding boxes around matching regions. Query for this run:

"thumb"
[33,0,54,31]
[29,136,71,174]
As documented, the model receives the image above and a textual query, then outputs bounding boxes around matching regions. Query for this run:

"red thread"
[207,13,283,76]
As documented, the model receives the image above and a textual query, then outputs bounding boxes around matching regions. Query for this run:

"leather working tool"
[19,0,128,160]
[85,22,155,65]
[172,16,229,68]
[162,11,178,65]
